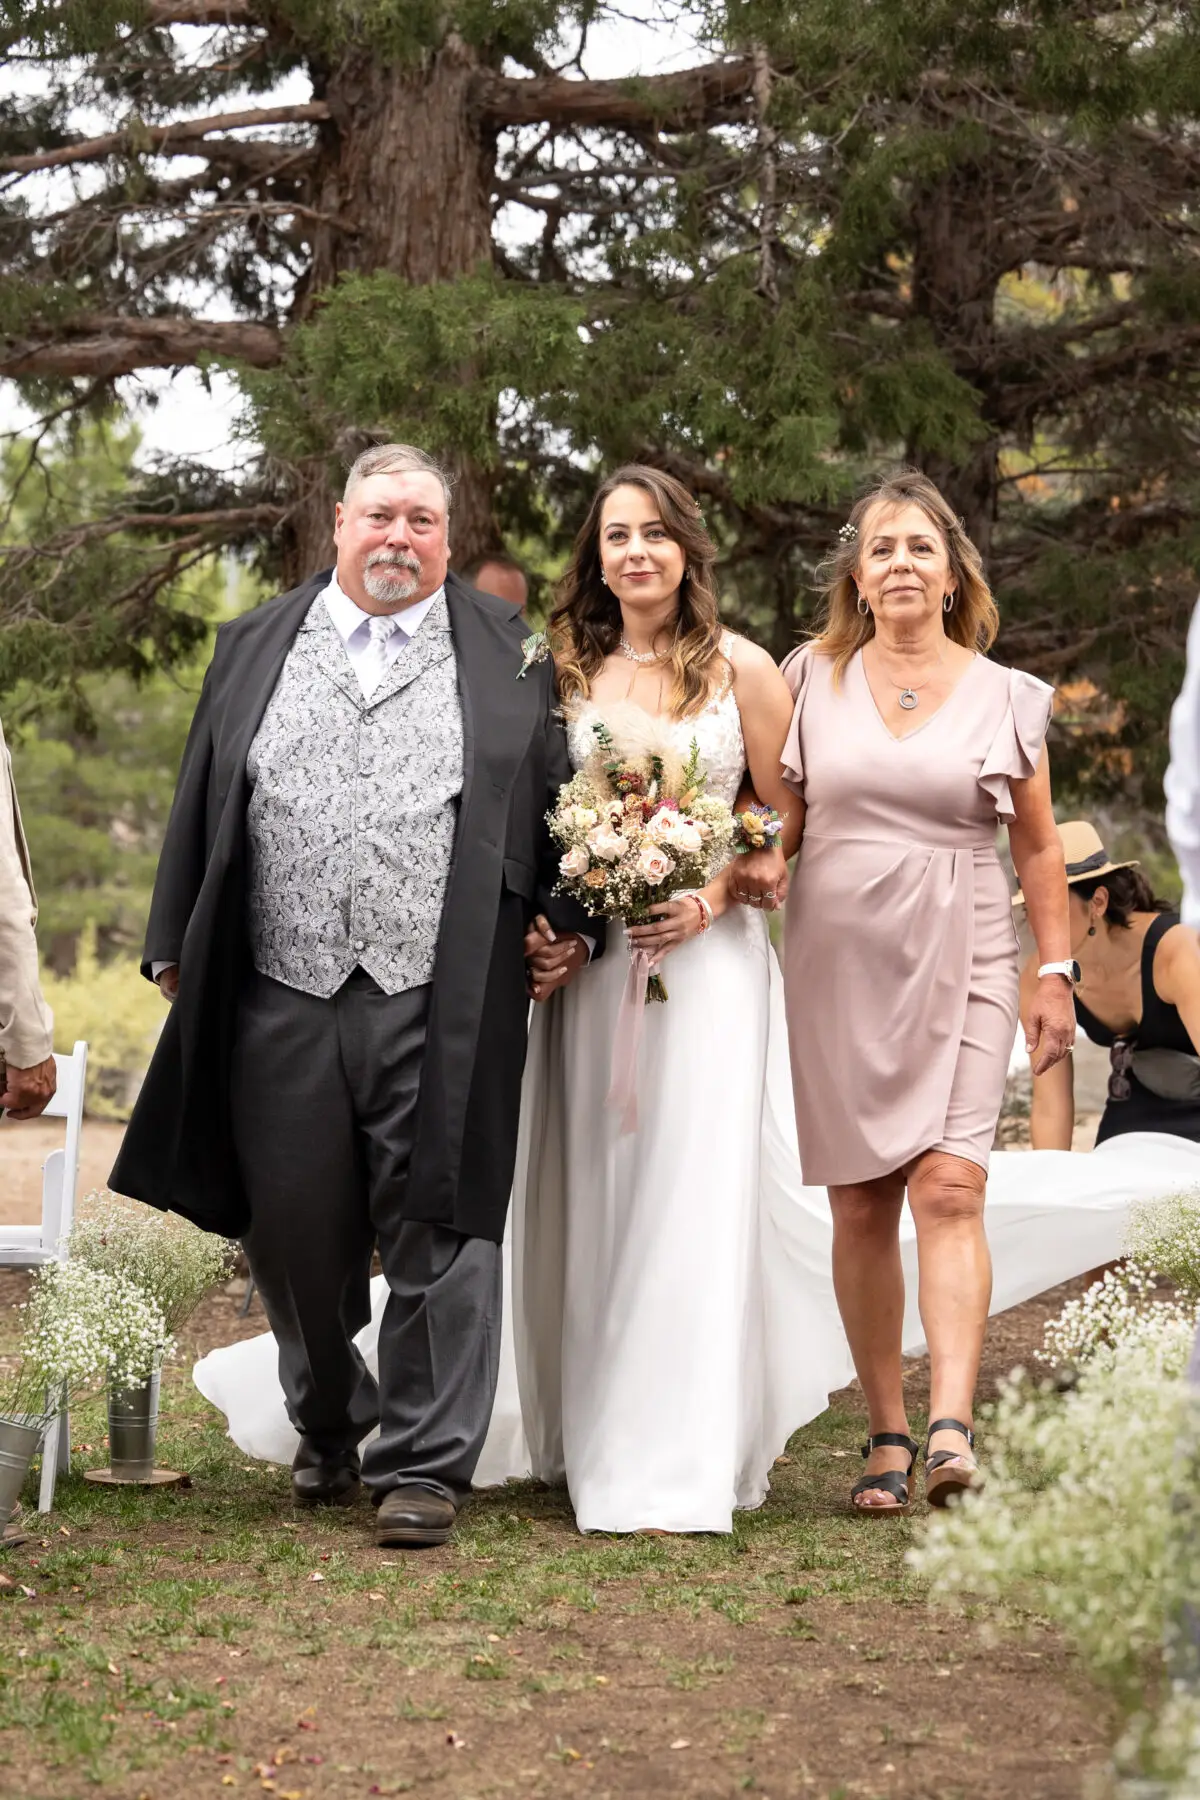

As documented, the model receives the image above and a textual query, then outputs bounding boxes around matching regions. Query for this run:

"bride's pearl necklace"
[619,635,668,665]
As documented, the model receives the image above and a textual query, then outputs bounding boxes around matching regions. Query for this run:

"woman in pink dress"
[779,470,1075,1514]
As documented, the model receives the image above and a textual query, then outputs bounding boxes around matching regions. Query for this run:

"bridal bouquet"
[549,707,735,1003]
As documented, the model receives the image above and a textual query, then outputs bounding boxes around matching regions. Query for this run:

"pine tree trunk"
[908,160,1004,560]
[282,33,498,584]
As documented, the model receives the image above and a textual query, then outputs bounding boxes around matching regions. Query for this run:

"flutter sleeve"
[978,666,1055,824]
[779,641,815,795]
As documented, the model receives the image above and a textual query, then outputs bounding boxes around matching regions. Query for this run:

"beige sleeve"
[0,721,54,1068]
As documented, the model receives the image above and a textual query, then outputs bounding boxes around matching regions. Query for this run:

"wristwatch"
[1038,959,1082,985]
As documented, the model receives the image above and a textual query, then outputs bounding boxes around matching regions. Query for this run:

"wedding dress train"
[194,945,1200,1510]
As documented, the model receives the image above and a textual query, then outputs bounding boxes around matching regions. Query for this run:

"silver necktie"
[362,612,403,698]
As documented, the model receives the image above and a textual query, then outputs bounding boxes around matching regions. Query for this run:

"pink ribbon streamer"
[607,945,652,1134]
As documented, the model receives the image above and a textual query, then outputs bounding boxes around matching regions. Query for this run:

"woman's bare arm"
[1020,953,1076,1147]
[1009,751,1075,1076]
[1152,924,1200,1052]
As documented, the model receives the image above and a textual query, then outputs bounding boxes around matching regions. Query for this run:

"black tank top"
[1075,911,1200,1143]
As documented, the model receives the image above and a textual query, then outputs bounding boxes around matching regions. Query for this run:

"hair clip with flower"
[517,630,551,680]
[838,523,858,544]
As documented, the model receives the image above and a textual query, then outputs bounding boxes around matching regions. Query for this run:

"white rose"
[604,799,625,824]
[645,807,680,844]
[636,844,676,886]
[666,819,703,855]
[586,823,627,863]
[559,845,591,878]
[692,816,713,842]
[568,805,598,831]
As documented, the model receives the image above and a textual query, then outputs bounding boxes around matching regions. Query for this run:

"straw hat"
[1012,820,1138,907]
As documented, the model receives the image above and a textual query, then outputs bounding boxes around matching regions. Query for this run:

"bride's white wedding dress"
[195,675,1200,1529]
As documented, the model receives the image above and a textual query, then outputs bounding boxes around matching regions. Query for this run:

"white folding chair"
[0,1040,88,1512]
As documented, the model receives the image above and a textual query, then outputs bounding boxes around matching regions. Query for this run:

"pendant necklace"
[872,644,944,711]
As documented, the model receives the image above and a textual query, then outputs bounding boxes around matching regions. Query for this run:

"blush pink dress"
[780,644,1054,1186]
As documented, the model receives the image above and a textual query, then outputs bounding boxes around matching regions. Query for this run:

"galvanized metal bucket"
[0,1415,42,1523]
[107,1368,161,1481]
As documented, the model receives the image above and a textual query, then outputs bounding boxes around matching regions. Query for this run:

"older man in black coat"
[112,444,597,1547]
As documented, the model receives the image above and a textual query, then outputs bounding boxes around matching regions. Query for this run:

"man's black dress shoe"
[291,1442,361,1507]
[375,1485,456,1548]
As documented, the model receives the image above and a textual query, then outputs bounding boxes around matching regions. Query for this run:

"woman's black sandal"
[850,1432,918,1516]
[924,1418,981,1508]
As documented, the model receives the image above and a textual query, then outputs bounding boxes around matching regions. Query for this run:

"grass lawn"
[0,1277,1108,1800]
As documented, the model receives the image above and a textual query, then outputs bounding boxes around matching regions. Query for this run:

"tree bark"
[474,58,756,131]
[283,32,499,583]
[907,157,1008,557]
[1,316,281,378]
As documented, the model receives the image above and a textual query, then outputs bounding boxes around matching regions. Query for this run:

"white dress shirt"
[323,571,445,698]
[1166,595,1200,928]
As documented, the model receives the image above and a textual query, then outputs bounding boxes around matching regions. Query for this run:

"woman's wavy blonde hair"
[549,464,725,719]
[811,468,999,678]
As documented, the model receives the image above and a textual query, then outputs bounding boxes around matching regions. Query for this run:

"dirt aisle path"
[0,1116,126,1227]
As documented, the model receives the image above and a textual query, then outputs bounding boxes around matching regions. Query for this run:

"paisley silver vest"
[244,589,464,998]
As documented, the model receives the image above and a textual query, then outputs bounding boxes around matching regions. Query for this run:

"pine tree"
[1,421,250,966]
[3,1,1198,791]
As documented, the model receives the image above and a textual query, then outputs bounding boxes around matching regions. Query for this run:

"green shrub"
[41,925,163,1118]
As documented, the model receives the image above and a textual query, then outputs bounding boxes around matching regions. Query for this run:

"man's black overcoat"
[110,569,599,1243]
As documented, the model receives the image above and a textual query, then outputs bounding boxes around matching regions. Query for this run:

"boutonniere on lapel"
[517,630,551,680]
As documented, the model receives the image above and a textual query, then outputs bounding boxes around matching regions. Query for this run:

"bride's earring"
[856,592,869,617]
[600,569,609,587]
[943,592,955,613]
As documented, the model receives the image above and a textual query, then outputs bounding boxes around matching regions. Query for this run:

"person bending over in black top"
[1017,820,1200,1150]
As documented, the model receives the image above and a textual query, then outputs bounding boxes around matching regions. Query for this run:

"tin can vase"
[106,1368,161,1481]
[0,1415,42,1523]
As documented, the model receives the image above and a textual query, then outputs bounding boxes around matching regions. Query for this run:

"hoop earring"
[943,592,955,613]
[856,594,869,617]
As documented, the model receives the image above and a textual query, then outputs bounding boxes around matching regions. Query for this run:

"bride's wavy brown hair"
[549,464,725,718]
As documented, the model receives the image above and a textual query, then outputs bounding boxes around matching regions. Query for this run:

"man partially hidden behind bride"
[111,443,600,1548]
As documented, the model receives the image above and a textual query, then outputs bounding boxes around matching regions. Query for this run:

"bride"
[195,467,1200,1530]
[515,464,806,1533]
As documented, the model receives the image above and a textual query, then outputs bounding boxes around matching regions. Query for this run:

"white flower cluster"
[1039,1261,1200,1373]
[1128,1188,1200,1301]
[67,1190,236,1332]
[912,1299,1200,1786]
[21,1259,173,1395]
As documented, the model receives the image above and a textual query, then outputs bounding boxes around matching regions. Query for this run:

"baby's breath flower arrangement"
[549,707,735,1003]
[1128,1188,1200,1300]
[18,1259,172,1395]
[914,1277,1200,1788]
[1039,1262,1200,1373]
[67,1191,236,1333]
[913,1321,1197,1778]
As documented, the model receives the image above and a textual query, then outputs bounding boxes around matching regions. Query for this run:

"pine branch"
[144,1,257,20]
[1,503,283,560]
[993,322,1200,427]
[476,58,758,132]
[2,316,283,378]
[0,101,329,177]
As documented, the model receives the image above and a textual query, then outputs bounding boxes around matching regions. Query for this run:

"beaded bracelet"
[682,892,713,933]
[733,803,784,853]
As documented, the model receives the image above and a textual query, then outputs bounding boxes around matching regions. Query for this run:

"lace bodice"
[565,650,747,810]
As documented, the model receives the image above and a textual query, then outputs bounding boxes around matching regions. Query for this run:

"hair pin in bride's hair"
[838,522,858,544]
